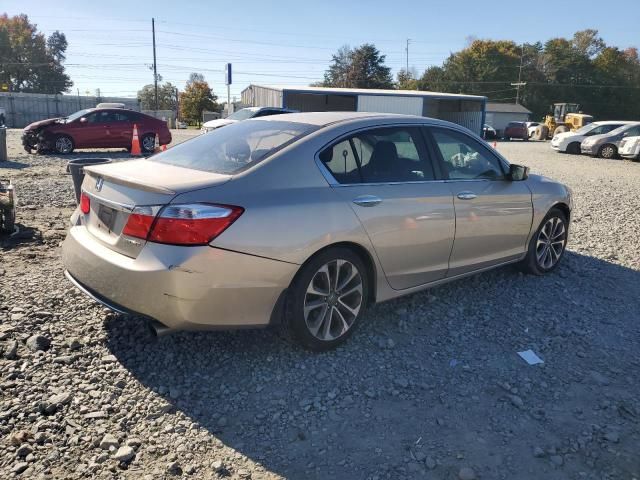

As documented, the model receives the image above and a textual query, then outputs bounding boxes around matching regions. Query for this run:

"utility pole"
[512,43,526,104]
[405,39,411,74]
[152,18,158,111]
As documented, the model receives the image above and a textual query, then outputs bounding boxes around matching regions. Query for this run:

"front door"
[320,126,455,290]
[427,127,533,276]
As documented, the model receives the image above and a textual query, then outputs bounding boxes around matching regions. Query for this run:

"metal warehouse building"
[241,85,487,135]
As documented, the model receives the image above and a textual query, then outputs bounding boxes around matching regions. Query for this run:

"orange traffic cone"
[161,144,167,151]
[493,141,497,148]
[154,133,160,153]
[130,124,142,156]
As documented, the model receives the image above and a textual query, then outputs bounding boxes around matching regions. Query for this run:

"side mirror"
[79,117,87,123]
[509,164,529,181]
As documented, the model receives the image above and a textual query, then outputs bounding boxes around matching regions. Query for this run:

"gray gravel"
[1,132,640,479]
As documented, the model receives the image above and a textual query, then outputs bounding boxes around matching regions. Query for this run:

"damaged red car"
[22,107,172,154]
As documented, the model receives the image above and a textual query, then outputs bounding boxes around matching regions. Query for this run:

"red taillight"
[122,204,243,246]
[80,192,90,214]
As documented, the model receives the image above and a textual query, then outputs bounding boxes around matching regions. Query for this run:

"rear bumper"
[62,226,297,330]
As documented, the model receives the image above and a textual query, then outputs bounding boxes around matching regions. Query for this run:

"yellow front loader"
[533,103,594,140]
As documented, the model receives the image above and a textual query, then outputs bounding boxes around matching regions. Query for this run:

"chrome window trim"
[314,121,508,187]
[82,190,134,212]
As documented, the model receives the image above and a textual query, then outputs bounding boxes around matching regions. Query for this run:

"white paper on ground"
[518,349,544,365]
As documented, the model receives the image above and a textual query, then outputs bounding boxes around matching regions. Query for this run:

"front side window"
[152,119,316,174]
[319,127,435,184]
[430,128,505,180]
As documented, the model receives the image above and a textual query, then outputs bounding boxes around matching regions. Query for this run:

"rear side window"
[152,120,317,174]
[319,127,435,184]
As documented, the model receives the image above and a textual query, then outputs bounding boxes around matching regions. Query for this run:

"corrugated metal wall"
[241,86,282,108]
[0,92,140,128]
[438,112,483,136]
[357,95,423,116]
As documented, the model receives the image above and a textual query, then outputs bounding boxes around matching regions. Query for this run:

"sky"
[4,0,640,103]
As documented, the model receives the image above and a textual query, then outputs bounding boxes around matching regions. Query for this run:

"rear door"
[320,126,455,290]
[426,126,533,276]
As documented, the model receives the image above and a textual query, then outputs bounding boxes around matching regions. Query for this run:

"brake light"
[122,203,243,246]
[122,205,158,239]
[80,192,90,214]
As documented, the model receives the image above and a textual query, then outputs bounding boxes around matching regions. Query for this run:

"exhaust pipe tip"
[148,319,173,337]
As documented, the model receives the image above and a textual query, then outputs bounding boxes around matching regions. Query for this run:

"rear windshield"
[507,122,524,127]
[151,119,317,174]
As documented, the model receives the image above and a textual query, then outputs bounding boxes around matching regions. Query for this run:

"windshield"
[608,124,637,136]
[574,124,598,135]
[65,108,93,122]
[152,119,317,174]
[227,108,257,121]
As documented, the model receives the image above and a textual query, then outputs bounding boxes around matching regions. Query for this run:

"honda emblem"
[95,177,104,192]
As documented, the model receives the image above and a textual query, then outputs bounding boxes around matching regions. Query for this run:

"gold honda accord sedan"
[63,112,572,350]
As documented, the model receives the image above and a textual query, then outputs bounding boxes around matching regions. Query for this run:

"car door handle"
[353,195,382,207]
[457,191,477,200]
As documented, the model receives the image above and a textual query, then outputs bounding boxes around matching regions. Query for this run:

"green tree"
[137,82,178,110]
[396,69,418,90]
[322,44,393,89]
[0,14,72,93]
[179,74,218,126]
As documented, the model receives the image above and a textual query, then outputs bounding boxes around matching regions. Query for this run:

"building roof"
[254,111,458,128]
[244,84,486,101]
[486,102,532,114]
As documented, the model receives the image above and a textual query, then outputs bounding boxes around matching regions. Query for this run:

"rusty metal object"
[0,178,16,234]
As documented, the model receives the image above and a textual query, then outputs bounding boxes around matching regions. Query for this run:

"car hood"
[23,117,64,131]
[202,118,236,129]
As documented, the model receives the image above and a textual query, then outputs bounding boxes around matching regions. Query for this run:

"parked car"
[201,107,298,133]
[503,121,529,141]
[22,108,171,154]
[619,135,640,161]
[62,112,572,350]
[176,121,188,129]
[482,124,497,140]
[551,121,633,154]
[526,122,541,138]
[580,123,640,158]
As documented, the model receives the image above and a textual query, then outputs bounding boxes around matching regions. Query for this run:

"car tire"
[284,247,369,351]
[523,135,529,142]
[598,144,617,159]
[141,134,156,153]
[54,135,74,154]
[566,142,580,154]
[518,208,568,276]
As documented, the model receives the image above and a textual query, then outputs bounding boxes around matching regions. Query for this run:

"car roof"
[251,111,455,128]
[593,120,636,125]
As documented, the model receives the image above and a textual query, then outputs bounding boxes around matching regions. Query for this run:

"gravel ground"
[1,130,639,480]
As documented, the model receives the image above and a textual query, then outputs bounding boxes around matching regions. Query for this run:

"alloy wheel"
[142,136,156,152]
[536,216,566,269]
[56,137,73,154]
[303,259,363,341]
[601,145,615,158]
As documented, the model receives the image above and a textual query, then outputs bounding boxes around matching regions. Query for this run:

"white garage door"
[357,95,423,116]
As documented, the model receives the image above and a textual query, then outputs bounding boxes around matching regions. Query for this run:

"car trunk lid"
[81,159,231,258]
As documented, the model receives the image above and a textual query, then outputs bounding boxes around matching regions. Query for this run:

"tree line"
[320,31,640,121]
